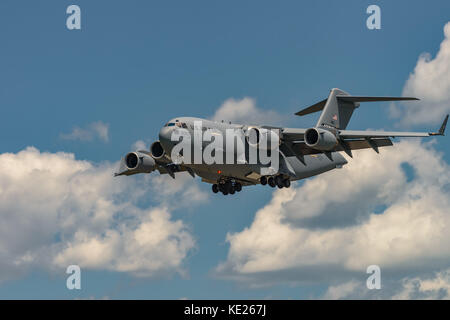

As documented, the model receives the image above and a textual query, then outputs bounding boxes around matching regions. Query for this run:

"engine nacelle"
[124,151,156,173]
[304,127,338,151]
[245,127,280,150]
[150,140,165,159]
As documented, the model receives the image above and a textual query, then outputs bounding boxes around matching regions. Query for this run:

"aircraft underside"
[187,152,346,195]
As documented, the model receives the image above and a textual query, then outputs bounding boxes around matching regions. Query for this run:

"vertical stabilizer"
[315,88,357,130]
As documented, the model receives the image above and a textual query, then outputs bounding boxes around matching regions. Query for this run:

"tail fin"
[295,88,419,130]
[315,88,354,129]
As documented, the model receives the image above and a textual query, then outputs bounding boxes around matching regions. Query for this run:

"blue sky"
[0,1,449,299]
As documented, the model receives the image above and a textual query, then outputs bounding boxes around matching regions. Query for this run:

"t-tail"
[295,88,419,130]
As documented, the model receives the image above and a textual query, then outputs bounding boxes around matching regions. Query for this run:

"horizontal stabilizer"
[295,99,327,116]
[295,95,419,117]
[336,96,419,103]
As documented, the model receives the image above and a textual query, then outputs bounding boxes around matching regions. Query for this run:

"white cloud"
[322,281,360,300]
[215,140,450,288]
[391,22,450,126]
[53,207,195,277]
[148,174,208,208]
[132,140,148,151]
[392,269,450,300]
[321,268,450,300]
[60,121,109,142]
[0,147,203,282]
[211,97,284,126]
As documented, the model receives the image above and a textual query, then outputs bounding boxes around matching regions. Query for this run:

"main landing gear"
[212,179,242,195]
[260,175,291,189]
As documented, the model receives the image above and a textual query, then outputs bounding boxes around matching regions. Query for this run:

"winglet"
[439,114,449,135]
[429,114,448,136]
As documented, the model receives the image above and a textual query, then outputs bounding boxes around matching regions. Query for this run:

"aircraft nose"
[159,126,179,155]
[159,126,173,144]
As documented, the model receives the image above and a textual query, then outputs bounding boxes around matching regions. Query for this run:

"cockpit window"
[165,121,186,128]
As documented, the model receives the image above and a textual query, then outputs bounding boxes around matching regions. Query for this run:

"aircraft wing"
[281,128,306,140]
[338,130,431,138]
[280,137,393,158]
[281,128,394,156]
[339,114,448,138]
[115,149,195,179]
[280,114,447,158]
[280,127,427,141]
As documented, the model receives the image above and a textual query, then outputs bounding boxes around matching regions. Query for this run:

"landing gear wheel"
[275,175,284,188]
[212,184,219,193]
[230,187,235,195]
[235,183,242,192]
[222,190,228,195]
[283,179,291,188]
[268,177,276,188]
[275,175,283,185]
[260,176,267,186]
[225,181,232,193]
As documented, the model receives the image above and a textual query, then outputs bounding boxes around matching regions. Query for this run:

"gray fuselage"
[158,117,347,186]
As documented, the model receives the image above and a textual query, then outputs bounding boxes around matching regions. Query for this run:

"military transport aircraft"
[115,88,448,195]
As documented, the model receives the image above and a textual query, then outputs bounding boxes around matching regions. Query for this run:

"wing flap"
[283,138,393,156]
[341,138,393,151]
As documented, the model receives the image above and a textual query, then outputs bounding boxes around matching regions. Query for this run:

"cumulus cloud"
[211,97,284,126]
[0,147,204,282]
[60,121,110,142]
[215,140,450,291]
[53,207,195,277]
[322,280,360,300]
[322,268,450,300]
[148,174,208,208]
[391,22,450,125]
[132,140,148,151]
[392,269,450,300]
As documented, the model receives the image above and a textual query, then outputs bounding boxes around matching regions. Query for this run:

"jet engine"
[304,127,338,151]
[245,127,280,150]
[124,151,156,173]
[150,140,165,159]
